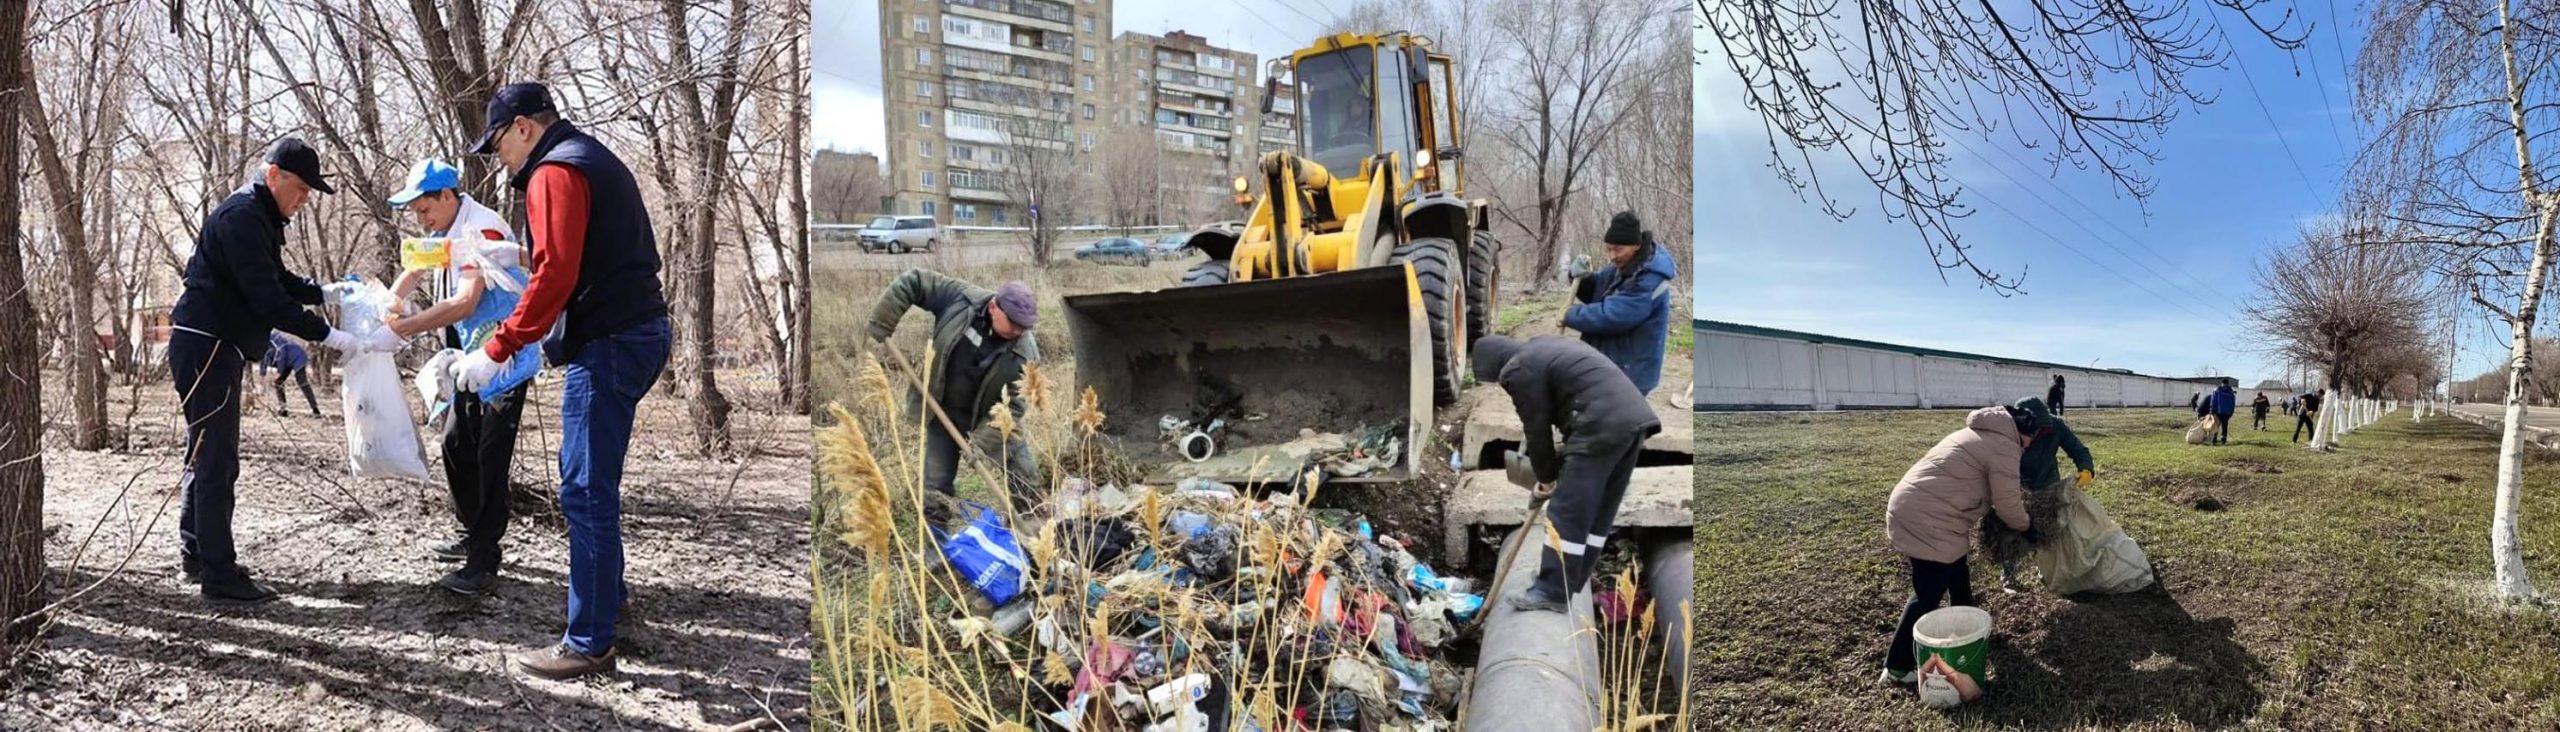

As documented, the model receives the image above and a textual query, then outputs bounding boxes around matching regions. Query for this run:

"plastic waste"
[934,502,1033,605]
[334,280,430,481]
[416,348,462,431]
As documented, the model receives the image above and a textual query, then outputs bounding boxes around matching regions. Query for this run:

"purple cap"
[995,281,1037,330]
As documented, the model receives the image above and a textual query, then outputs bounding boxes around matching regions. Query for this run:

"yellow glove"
[2076,469,2094,487]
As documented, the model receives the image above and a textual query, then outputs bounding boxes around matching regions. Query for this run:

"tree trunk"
[0,0,47,648]
[662,0,744,454]
[19,54,105,451]
[2489,0,2544,604]
[786,22,811,415]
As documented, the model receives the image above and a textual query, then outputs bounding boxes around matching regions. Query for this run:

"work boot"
[516,643,617,680]
[437,567,497,596]
[201,576,280,607]
[430,539,468,563]
[181,555,202,582]
[1505,586,1569,614]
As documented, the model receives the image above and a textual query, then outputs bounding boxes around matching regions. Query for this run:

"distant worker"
[866,268,1044,513]
[2208,379,2238,445]
[2251,392,2271,431]
[259,331,322,418]
[2047,375,2066,415]
[1470,335,1662,613]
[1561,211,1676,394]
[2001,397,2089,592]
[1881,404,2034,684]
[2294,389,2326,444]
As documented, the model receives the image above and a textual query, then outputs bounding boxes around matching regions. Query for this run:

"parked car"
[1073,237,1153,265]
[1147,234,1193,260]
[858,215,939,253]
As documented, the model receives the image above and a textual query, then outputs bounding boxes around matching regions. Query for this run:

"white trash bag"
[336,281,432,481]
[2031,484,2155,594]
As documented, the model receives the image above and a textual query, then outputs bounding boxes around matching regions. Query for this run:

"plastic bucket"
[1913,605,1992,686]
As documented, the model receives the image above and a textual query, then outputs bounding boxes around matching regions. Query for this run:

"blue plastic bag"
[935,503,1033,605]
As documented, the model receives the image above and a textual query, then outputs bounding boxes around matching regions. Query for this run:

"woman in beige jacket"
[1881,405,2036,683]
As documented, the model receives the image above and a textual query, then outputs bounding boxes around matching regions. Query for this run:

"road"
[816,234,1168,270]
[2446,402,2560,439]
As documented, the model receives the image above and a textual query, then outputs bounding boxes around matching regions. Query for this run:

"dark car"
[1073,237,1153,265]
[1148,234,1193,260]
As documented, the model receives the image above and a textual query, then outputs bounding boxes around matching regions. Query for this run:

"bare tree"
[2353,0,2560,602]
[2243,223,2432,451]
[20,1,137,451]
[1701,0,2308,294]
[1000,118,1087,265]
[1096,126,1164,226]
[1487,0,1669,288]
[0,0,43,653]
[810,148,884,224]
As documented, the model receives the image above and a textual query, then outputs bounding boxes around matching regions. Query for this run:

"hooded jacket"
[2011,397,2092,491]
[1473,335,1662,483]
[1887,406,2031,563]
[1561,240,1676,394]
[868,268,1039,432]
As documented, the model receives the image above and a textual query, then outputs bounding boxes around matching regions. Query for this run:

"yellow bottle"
[399,237,450,271]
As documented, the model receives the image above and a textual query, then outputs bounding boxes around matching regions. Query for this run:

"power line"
[1944,133,2240,312]
[1952,178,2231,324]
[2215,21,2327,204]
[2297,32,2354,158]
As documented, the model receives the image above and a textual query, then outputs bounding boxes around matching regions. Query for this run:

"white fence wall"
[1698,324,2204,411]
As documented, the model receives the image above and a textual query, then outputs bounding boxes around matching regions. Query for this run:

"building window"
[915,48,932,67]
[993,206,1009,224]
[1080,74,1094,91]
[912,15,928,35]
[919,140,934,158]
[955,203,977,221]
[922,171,936,188]
[921,200,937,217]
[918,110,933,128]
[914,80,934,100]
[1080,15,1093,31]
[1081,132,1095,150]
[1081,104,1095,120]
[1081,45,1094,62]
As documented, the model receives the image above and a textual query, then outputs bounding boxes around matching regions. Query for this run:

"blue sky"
[1695,4,2510,384]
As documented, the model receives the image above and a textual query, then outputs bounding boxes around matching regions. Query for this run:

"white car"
[858,215,940,254]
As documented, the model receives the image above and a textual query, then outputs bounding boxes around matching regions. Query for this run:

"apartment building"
[1258,81,1296,158]
[1111,30,1259,218]
[878,0,1115,225]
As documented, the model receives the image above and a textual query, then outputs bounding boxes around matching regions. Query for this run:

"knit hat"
[1603,211,1642,246]
[994,281,1037,331]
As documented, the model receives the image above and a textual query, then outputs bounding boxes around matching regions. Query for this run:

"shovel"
[1467,450,1553,632]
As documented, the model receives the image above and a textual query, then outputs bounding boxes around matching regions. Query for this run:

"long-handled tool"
[1467,449,1553,632]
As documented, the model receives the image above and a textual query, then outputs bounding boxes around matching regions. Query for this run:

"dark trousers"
[919,401,1044,514]
[1532,434,1646,600]
[272,366,319,416]
[2214,413,2234,444]
[171,331,248,585]
[2252,410,2267,430]
[2293,411,2318,443]
[444,384,527,573]
[1888,556,1976,673]
[558,316,671,656]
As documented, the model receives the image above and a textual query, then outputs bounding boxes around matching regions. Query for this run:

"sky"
[810,0,1335,156]
[1694,3,2515,385]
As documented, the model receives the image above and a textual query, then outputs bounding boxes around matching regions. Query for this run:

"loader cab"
[1289,33,1450,198]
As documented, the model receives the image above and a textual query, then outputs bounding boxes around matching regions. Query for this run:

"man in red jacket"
[457,83,672,680]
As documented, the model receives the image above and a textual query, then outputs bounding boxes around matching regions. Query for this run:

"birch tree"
[2353,0,2560,601]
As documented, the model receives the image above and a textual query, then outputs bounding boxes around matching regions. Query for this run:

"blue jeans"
[556,316,670,655]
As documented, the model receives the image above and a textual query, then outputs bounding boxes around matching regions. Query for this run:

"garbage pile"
[934,475,1482,731]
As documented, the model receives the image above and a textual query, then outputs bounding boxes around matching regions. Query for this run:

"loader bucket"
[1061,265,1431,484]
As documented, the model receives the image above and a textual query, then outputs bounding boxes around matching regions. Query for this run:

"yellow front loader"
[1062,31,1499,483]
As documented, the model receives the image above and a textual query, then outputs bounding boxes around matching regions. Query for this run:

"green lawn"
[1695,408,2560,730]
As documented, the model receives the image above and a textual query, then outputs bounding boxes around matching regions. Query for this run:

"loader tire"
[1183,260,1232,287]
[1396,237,1463,406]
[1465,230,1500,344]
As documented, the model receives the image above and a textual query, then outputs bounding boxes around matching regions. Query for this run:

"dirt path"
[4,369,810,731]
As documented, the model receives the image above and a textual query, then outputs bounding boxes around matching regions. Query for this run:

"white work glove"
[362,327,407,352]
[452,350,506,392]
[321,281,364,306]
[320,328,364,353]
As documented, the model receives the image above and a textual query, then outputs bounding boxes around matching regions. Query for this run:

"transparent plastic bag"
[335,281,431,481]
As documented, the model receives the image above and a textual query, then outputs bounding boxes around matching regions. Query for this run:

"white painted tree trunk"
[2490,0,2545,604]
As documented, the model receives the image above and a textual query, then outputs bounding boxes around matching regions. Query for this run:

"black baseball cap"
[264,137,335,194]
[469,82,558,155]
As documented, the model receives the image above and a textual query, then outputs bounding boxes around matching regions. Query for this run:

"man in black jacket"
[2047,375,2067,415]
[168,137,393,605]
[1471,335,1663,612]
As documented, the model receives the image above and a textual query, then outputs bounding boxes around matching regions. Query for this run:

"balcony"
[945,0,1072,32]
[948,184,1010,203]
[946,65,1073,95]
[949,96,1068,123]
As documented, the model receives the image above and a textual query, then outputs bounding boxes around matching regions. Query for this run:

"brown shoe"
[515,643,616,680]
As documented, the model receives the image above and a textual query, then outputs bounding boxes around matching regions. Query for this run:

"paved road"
[2447,402,2560,433]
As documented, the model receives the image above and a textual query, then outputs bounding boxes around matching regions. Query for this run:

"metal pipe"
[1179,430,1216,462]
[1464,526,1600,731]
[1642,533,1694,689]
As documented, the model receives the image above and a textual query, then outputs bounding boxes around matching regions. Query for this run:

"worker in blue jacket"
[1562,211,1676,394]
[2208,379,2239,445]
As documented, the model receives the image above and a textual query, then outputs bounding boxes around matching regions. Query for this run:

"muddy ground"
[2,365,810,731]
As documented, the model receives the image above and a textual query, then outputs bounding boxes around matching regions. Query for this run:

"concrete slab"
[1443,465,1693,568]
[1458,387,1693,470]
